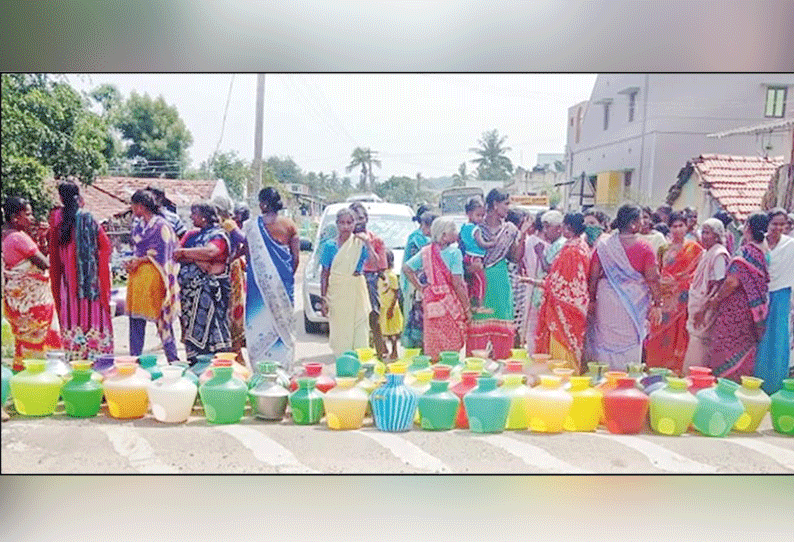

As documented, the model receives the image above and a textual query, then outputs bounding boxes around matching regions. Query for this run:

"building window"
[603,103,610,130]
[575,107,582,143]
[765,86,786,118]
[628,91,637,122]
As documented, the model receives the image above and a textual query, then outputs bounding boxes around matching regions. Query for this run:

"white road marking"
[587,432,717,473]
[475,434,591,473]
[96,424,179,473]
[725,439,794,471]
[356,430,451,473]
[215,425,319,473]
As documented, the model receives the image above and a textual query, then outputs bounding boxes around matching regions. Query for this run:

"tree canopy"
[451,162,470,186]
[2,73,111,217]
[469,129,514,181]
[346,147,380,191]
[266,156,303,186]
[113,91,193,178]
[205,150,251,201]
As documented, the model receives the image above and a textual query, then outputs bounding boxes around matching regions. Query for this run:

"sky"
[66,73,596,180]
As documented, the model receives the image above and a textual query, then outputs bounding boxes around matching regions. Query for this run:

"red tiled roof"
[81,183,130,223]
[91,176,219,208]
[45,176,221,223]
[692,154,785,221]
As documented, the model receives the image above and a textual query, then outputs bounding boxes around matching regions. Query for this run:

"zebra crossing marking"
[215,425,319,473]
[96,424,179,473]
[587,432,717,473]
[475,434,592,473]
[725,438,794,471]
[356,430,452,473]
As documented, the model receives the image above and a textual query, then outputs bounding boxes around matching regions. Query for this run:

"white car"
[302,201,416,333]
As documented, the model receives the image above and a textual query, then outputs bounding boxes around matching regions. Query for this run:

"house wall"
[567,74,794,210]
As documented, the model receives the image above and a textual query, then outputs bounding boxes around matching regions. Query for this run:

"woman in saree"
[467,189,531,360]
[755,208,793,393]
[245,188,299,372]
[588,204,662,371]
[403,217,470,361]
[645,211,703,374]
[2,197,61,370]
[320,208,378,358]
[49,181,114,361]
[401,209,435,350]
[682,218,730,372]
[698,212,770,382]
[174,202,232,364]
[521,211,550,353]
[125,190,180,363]
[506,208,530,348]
[213,195,248,365]
[528,212,591,373]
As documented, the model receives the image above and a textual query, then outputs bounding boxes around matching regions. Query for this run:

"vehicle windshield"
[306,212,416,281]
[317,213,416,250]
[441,189,483,214]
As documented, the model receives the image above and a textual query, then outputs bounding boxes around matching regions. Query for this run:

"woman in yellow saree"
[320,208,378,358]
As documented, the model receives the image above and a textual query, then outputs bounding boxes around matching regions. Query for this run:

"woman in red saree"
[402,217,471,361]
[49,181,114,361]
[530,212,591,374]
[2,197,61,370]
[645,211,703,374]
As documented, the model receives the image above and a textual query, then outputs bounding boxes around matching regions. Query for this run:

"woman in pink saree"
[698,213,770,381]
[403,217,471,361]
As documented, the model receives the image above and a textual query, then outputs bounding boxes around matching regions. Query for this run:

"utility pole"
[250,73,265,211]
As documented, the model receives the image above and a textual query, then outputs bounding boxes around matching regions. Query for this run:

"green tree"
[265,155,303,186]
[88,83,124,165]
[451,162,470,186]
[114,91,193,178]
[374,175,418,205]
[90,83,122,117]
[346,147,380,191]
[206,150,251,201]
[317,172,329,192]
[469,129,514,181]
[2,73,110,217]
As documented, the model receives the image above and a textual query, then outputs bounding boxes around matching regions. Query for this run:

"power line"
[211,74,235,164]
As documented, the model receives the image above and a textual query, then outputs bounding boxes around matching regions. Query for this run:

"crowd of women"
[3,182,794,396]
[325,188,794,396]
[2,181,301,377]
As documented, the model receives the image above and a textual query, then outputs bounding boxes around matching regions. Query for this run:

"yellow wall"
[595,171,622,205]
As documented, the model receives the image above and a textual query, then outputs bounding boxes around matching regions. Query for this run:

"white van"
[302,201,415,333]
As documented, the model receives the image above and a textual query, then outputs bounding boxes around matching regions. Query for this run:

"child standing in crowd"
[460,196,496,314]
[378,249,403,360]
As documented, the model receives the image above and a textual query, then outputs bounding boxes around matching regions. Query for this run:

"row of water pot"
[2,348,793,436]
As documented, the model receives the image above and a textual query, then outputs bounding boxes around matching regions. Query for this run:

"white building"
[565,74,794,211]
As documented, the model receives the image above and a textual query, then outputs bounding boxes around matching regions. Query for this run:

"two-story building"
[565,74,794,211]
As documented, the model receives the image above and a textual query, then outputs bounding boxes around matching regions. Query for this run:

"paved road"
[3,258,793,473]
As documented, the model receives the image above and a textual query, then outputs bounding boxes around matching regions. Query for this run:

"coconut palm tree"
[469,129,514,181]
[451,162,470,186]
[346,147,381,191]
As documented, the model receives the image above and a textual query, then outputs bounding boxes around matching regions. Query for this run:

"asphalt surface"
[2,258,793,474]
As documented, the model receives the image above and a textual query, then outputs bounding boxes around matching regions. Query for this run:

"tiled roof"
[45,176,221,223]
[44,177,129,223]
[91,176,220,208]
[690,154,785,221]
[81,183,130,223]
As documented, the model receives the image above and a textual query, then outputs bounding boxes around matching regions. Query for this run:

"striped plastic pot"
[370,373,418,432]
